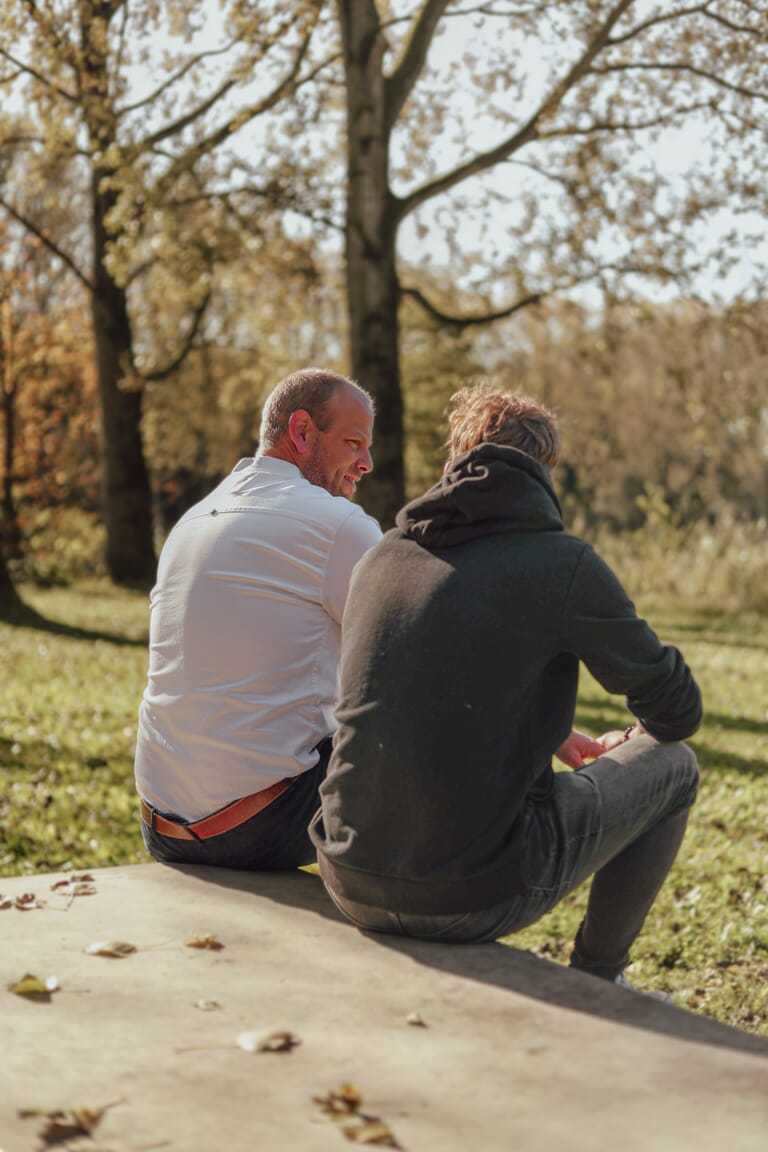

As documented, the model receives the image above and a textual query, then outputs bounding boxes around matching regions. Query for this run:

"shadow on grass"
[175,863,768,1060]
[0,597,146,648]
[697,710,768,737]
[694,747,768,779]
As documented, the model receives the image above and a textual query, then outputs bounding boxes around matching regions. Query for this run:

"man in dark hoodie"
[310,386,702,993]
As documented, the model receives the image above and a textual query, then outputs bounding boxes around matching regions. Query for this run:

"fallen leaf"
[9,973,60,999]
[313,1086,401,1148]
[194,999,222,1012]
[15,892,44,910]
[313,1083,362,1117]
[39,1106,104,1144]
[338,1083,363,1110]
[71,882,97,896]
[341,1118,401,1146]
[237,1028,301,1053]
[50,873,95,891]
[84,941,137,958]
[405,1011,427,1027]
[0,894,12,910]
[18,1100,121,1146]
[184,933,224,950]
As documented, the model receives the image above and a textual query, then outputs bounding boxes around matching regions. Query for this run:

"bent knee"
[669,740,699,807]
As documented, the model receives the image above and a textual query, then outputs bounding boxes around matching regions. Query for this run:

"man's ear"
[287,409,314,455]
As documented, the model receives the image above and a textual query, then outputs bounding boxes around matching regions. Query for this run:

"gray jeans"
[326,735,699,980]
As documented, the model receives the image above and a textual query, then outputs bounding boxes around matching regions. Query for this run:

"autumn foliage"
[1,227,100,583]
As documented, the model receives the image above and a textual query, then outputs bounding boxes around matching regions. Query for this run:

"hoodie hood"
[396,443,563,548]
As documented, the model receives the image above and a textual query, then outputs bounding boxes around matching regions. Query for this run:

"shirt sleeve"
[559,544,702,741]
[323,507,383,624]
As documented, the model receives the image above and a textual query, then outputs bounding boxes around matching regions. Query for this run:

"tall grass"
[579,504,768,614]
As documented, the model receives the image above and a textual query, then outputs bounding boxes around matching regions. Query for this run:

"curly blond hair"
[447,385,559,466]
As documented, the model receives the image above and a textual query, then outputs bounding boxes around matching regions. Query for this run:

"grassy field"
[1,579,766,1037]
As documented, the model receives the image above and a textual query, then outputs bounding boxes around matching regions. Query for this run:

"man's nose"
[358,447,373,474]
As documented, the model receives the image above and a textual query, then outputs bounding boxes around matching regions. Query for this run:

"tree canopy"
[1,0,766,556]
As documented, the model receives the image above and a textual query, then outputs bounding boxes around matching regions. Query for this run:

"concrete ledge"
[3,862,767,1151]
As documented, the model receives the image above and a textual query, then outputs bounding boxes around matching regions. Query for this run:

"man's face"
[303,387,374,499]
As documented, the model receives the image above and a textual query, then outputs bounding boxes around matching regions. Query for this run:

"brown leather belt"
[140,777,292,841]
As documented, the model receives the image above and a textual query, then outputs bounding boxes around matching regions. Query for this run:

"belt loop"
[149,804,158,833]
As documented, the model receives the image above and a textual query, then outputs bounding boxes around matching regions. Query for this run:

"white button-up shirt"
[135,456,382,820]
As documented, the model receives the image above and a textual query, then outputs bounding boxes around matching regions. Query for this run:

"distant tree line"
[0,0,766,606]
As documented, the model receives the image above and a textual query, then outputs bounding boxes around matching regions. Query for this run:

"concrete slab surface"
[2,862,767,1152]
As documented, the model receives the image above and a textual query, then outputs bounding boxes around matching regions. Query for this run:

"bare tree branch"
[151,19,321,194]
[395,0,634,222]
[143,75,238,149]
[607,3,761,45]
[0,194,94,295]
[401,251,694,327]
[590,61,768,104]
[385,0,452,130]
[119,41,238,117]
[21,0,79,73]
[400,282,544,326]
[539,99,715,139]
[138,286,212,383]
[0,47,77,102]
[172,184,344,233]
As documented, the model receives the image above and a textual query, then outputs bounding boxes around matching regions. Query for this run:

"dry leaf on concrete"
[84,940,137,958]
[15,892,44,910]
[50,872,95,892]
[314,1083,363,1117]
[405,1011,427,1027]
[237,1028,302,1053]
[313,1085,401,1148]
[194,999,222,1012]
[175,1028,301,1055]
[9,973,60,999]
[18,1100,121,1145]
[340,1117,401,1146]
[184,933,224,950]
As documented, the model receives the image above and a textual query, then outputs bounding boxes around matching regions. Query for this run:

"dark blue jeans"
[141,739,332,871]
[325,736,699,979]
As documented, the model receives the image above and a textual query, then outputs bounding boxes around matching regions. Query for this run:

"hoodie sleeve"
[559,544,702,741]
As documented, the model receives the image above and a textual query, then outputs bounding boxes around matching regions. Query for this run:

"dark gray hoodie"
[311,443,702,914]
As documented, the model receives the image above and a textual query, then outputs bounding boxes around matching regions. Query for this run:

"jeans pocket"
[395,911,475,941]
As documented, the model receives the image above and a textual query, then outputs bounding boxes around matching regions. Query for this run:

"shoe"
[614,971,674,1004]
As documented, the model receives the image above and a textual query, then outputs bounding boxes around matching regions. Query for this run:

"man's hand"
[598,722,646,752]
[598,729,630,752]
[555,729,608,769]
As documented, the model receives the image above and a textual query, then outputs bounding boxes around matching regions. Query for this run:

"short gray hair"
[259,367,373,448]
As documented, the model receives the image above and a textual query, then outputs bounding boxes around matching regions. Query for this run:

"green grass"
[0,581,149,876]
[1,581,766,1037]
[510,606,768,1036]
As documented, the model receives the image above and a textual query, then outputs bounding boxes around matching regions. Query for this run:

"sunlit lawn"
[1,582,766,1037]
[511,606,768,1036]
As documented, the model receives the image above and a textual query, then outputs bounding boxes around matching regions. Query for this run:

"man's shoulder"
[329,498,382,546]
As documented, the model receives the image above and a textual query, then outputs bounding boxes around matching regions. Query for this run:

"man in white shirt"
[135,367,381,869]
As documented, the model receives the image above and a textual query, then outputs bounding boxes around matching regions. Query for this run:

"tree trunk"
[338,0,405,528]
[80,1,156,584]
[1,297,22,558]
[91,171,156,583]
